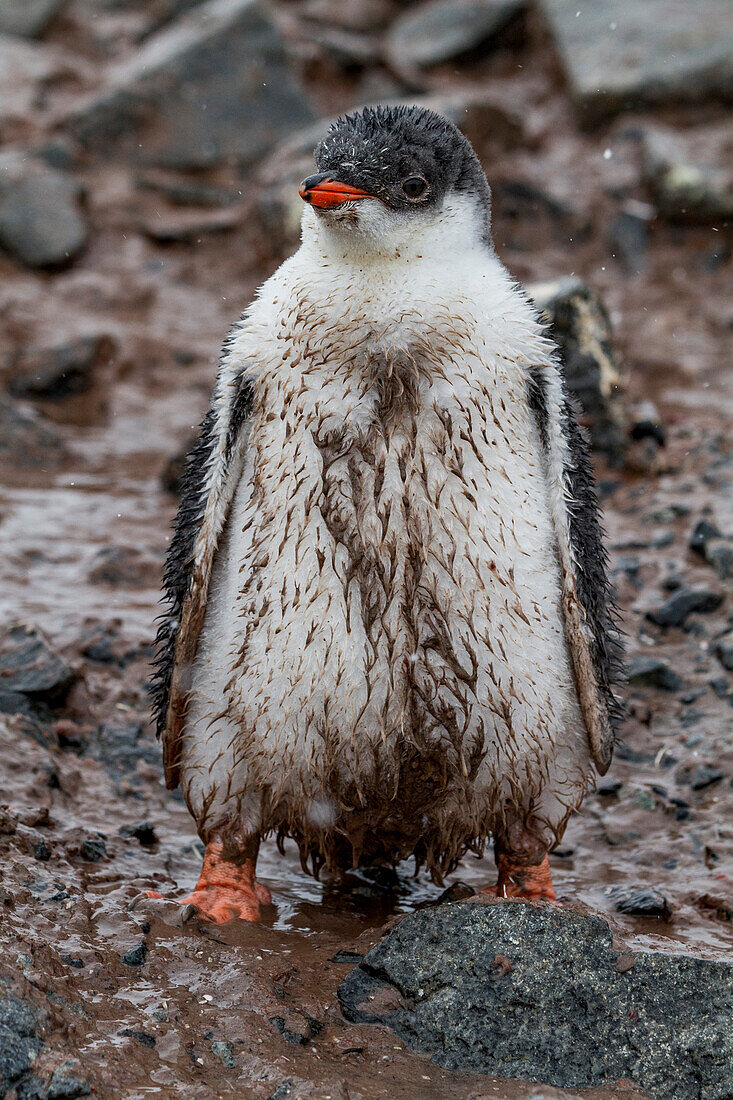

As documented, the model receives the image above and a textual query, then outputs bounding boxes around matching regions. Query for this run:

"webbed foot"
[149,835,271,923]
[485,852,557,902]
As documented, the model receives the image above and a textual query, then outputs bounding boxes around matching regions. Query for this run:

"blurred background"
[0,1,731,1096]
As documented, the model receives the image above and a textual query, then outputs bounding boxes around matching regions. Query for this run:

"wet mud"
[0,1,731,1097]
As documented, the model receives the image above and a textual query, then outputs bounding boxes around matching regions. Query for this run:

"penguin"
[151,105,622,923]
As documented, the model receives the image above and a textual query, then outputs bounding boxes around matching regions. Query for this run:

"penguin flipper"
[524,362,624,775]
[150,348,255,790]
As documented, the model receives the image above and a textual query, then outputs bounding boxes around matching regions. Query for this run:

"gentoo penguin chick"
[152,105,622,922]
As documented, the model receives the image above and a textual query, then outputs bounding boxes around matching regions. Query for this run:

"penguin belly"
[180,353,592,879]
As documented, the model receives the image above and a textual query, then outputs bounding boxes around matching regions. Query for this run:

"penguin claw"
[178,884,267,923]
[143,839,272,922]
[144,883,270,922]
[173,838,272,924]
[483,853,558,902]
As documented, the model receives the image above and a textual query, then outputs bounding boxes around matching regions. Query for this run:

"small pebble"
[121,941,148,967]
[607,885,672,920]
[80,838,107,862]
[211,1039,236,1067]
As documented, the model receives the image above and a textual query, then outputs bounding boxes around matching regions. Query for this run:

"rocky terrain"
[0,0,731,1097]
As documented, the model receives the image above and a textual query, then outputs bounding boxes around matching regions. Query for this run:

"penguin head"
[299,105,492,255]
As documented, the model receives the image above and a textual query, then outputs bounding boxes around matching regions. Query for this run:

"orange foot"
[148,838,271,923]
[484,853,557,902]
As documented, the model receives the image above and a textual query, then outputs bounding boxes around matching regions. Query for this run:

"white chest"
[182,238,589,853]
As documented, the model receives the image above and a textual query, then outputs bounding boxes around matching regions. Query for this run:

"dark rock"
[528,278,627,459]
[699,894,733,922]
[0,392,65,469]
[685,764,724,791]
[80,633,116,664]
[689,518,721,555]
[338,902,733,1097]
[498,179,572,222]
[0,0,65,38]
[119,822,157,846]
[87,546,157,587]
[0,624,75,704]
[61,954,84,968]
[160,437,196,495]
[87,721,161,783]
[210,1039,235,1067]
[80,837,107,862]
[329,949,364,965]
[119,1028,156,1048]
[643,126,733,224]
[615,742,656,764]
[35,139,78,172]
[0,995,41,1096]
[46,1065,91,1098]
[709,675,731,700]
[540,0,733,125]
[607,885,673,920]
[607,201,652,276]
[421,881,475,907]
[6,335,116,401]
[705,540,733,580]
[0,1026,40,1093]
[65,0,315,170]
[269,1012,323,1046]
[0,690,53,745]
[121,940,148,967]
[647,505,686,525]
[629,400,665,446]
[265,1083,293,1100]
[0,154,87,269]
[54,719,87,752]
[596,779,622,796]
[646,586,725,627]
[385,0,526,72]
[33,841,51,861]
[0,996,37,1038]
[17,1075,47,1099]
[713,634,733,671]
[626,655,681,692]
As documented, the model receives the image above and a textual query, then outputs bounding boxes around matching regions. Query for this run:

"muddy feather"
[151,105,621,880]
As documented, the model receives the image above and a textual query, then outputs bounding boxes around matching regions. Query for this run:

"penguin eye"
[402,176,428,201]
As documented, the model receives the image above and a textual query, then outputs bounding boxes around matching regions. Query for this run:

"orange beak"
[299,177,376,209]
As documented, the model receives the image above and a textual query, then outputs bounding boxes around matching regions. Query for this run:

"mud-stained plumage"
[151,105,622,898]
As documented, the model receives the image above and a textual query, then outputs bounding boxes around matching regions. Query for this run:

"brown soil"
[0,2,731,1097]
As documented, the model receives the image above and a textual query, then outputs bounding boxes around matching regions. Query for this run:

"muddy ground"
[0,1,731,1097]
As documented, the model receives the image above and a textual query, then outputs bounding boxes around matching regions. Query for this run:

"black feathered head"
[299,105,492,243]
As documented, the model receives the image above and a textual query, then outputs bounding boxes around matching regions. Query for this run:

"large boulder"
[339,900,733,1099]
[0,994,42,1096]
[642,126,733,224]
[5,334,116,401]
[0,153,87,269]
[539,0,733,125]
[64,0,316,170]
[0,623,76,705]
[385,0,527,74]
